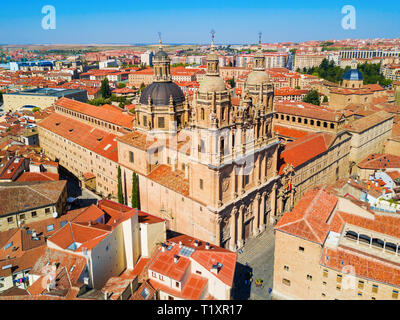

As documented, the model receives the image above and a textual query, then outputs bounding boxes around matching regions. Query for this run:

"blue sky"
[0,0,399,45]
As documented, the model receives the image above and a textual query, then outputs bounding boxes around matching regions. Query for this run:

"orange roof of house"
[345,111,393,133]
[279,133,335,174]
[275,188,343,244]
[55,97,134,129]
[38,113,118,162]
[339,211,400,239]
[274,125,312,140]
[147,165,189,197]
[149,274,208,300]
[276,100,343,122]
[48,222,110,252]
[321,246,400,288]
[16,172,59,182]
[357,153,400,170]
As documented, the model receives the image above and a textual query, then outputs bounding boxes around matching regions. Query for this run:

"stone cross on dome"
[210,29,216,50]
[158,32,163,49]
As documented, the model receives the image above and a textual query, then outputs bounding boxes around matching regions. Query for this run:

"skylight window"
[4,241,13,250]
[46,224,55,232]
[60,221,68,227]
[104,144,112,151]
[179,246,195,257]
[141,288,150,300]
[67,242,82,251]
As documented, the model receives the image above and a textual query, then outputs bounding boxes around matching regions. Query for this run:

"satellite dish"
[52,211,58,218]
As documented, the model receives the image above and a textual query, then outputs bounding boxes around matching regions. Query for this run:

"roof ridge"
[24,184,55,203]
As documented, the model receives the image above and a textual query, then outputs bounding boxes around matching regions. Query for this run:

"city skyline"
[1,0,399,45]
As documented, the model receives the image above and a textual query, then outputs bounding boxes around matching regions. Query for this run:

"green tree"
[139,83,146,92]
[117,83,126,89]
[323,95,329,103]
[32,107,41,112]
[303,90,320,106]
[100,77,111,99]
[117,166,124,205]
[227,78,236,88]
[131,171,140,209]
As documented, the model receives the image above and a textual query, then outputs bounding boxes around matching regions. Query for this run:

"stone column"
[260,191,266,232]
[215,215,222,247]
[253,193,261,236]
[229,207,238,251]
[269,184,277,225]
[237,205,244,249]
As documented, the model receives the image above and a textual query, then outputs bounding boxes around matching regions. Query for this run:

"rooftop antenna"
[210,29,216,50]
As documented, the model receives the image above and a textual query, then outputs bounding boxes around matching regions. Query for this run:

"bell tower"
[153,32,172,82]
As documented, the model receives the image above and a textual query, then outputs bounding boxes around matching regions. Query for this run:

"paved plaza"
[232,225,276,300]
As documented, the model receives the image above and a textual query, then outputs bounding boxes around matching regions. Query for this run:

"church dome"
[343,69,363,81]
[139,82,185,106]
[154,49,169,60]
[246,70,269,86]
[198,75,226,93]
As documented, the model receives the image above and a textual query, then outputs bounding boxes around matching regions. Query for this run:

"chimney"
[194,240,199,247]
[88,220,92,226]
[174,255,179,263]
[161,243,166,252]
[179,241,183,247]
[104,291,109,300]
[205,242,210,250]
[32,229,37,238]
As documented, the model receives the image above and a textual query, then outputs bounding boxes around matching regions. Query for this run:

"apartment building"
[0,180,67,232]
[273,187,400,300]
[147,234,237,300]
[37,112,119,198]
[345,111,394,165]
[277,131,351,215]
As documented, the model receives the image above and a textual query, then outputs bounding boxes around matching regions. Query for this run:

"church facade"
[117,37,280,250]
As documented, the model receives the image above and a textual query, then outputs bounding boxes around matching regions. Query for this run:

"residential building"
[273,187,400,300]
[2,88,88,113]
[0,180,68,232]
[147,234,237,300]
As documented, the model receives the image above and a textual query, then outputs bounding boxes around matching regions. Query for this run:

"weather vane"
[258,32,262,45]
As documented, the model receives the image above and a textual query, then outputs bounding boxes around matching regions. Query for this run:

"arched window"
[372,238,385,249]
[324,122,328,128]
[345,231,358,241]
[317,121,321,127]
[359,234,371,245]
[330,123,335,129]
[385,242,397,253]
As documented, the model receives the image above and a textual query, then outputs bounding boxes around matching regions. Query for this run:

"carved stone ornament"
[222,176,230,192]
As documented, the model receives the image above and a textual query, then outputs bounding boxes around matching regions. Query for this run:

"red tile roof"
[321,246,400,288]
[276,100,343,122]
[275,188,343,244]
[16,172,59,182]
[38,113,118,162]
[357,153,400,170]
[147,165,189,197]
[278,133,335,174]
[56,97,134,129]
[274,125,312,140]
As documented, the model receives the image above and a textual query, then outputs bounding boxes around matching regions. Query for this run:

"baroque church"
[116,34,280,251]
